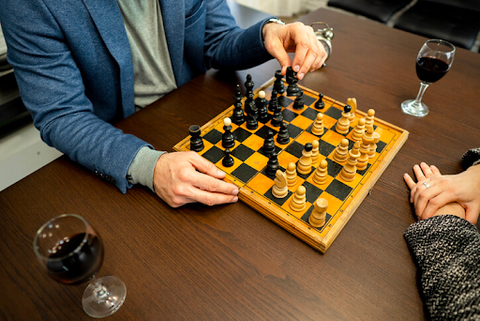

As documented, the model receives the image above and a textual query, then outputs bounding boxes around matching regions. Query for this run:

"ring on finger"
[423,182,431,189]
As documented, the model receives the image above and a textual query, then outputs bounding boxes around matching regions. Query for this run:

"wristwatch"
[262,18,285,42]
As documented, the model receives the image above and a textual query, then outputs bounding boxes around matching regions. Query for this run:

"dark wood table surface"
[1,7,479,320]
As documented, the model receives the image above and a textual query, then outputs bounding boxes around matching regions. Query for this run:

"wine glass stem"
[90,276,108,301]
[414,82,429,106]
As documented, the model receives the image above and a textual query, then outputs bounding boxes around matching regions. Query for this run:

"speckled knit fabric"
[462,148,480,169]
[404,215,480,320]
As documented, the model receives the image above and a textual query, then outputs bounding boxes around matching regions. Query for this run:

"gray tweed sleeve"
[404,215,480,320]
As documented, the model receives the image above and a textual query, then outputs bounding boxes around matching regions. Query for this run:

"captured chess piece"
[297,143,313,175]
[272,170,288,198]
[309,198,328,228]
[286,162,297,187]
[266,152,279,177]
[189,125,204,152]
[315,93,325,109]
[231,84,245,125]
[256,91,269,123]
[273,70,285,94]
[311,112,325,136]
[262,129,276,155]
[290,185,307,212]
[222,117,235,149]
[222,148,234,167]
[276,122,290,145]
[336,104,351,135]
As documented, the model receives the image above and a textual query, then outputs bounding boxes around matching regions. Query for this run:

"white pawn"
[313,159,328,185]
[351,118,366,142]
[286,162,297,187]
[333,139,349,164]
[272,170,288,198]
[311,140,319,167]
[311,113,325,136]
[369,131,381,159]
[340,141,361,182]
[365,109,375,128]
[290,185,307,212]
[309,198,328,228]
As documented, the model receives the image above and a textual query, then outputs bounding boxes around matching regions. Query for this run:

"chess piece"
[266,152,279,177]
[262,129,275,155]
[311,112,325,136]
[244,73,254,96]
[271,103,283,127]
[273,70,285,94]
[290,185,307,212]
[244,91,256,117]
[336,105,351,135]
[347,97,357,123]
[246,102,258,130]
[256,91,269,123]
[222,117,235,149]
[286,67,300,97]
[231,84,245,125]
[222,149,234,167]
[357,126,374,170]
[297,143,313,175]
[272,170,288,198]
[292,90,305,110]
[333,139,349,163]
[313,159,328,185]
[309,198,328,228]
[340,141,360,181]
[311,140,319,166]
[276,122,290,144]
[268,89,278,112]
[365,109,375,128]
[351,117,366,142]
[314,93,325,109]
[286,162,297,187]
[369,131,381,159]
[189,125,204,152]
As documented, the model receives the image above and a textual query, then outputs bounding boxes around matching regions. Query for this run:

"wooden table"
[1,7,479,320]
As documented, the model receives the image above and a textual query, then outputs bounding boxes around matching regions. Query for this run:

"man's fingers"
[404,173,416,190]
[190,171,239,196]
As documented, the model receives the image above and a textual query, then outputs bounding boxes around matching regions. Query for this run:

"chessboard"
[174,71,408,253]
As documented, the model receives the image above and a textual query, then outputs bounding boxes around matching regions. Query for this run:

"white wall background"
[234,0,328,17]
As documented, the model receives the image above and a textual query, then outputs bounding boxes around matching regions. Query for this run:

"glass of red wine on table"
[401,39,455,117]
[33,214,126,318]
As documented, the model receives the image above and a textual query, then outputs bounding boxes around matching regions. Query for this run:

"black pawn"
[276,122,290,144]
[222,149,234,167]
[222,118,235,149]
[262,129,275,155]
[244,74,254,96]
[268,89,278,113]
[232,84,245,125]
[271,104,283,127]
[189,125,204,152]
[266,152,279,177]
[315,93,325,109]
[293,90,305,110]
[273,70,285,94]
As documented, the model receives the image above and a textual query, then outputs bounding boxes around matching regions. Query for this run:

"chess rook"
[309,198,328,228]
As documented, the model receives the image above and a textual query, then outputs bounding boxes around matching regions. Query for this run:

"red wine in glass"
[401,39,455,117]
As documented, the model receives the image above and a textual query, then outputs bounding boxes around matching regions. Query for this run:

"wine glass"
[33,214,127,318]
[401,39,455,117]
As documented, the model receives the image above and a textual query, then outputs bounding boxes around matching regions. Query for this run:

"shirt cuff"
[127,146,166,192]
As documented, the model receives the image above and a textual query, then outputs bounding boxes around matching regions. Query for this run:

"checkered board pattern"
[174,78,409,253]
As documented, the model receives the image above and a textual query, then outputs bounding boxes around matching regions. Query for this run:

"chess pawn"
[272,170,288,199]
[271,103,283,127]
[189,125,204,152]
[351,117,366,142]
[286,162,297,187]
[290,185,307,212]
[297,143,313,175]
[293,90,305,110]
[311,112,325,136]
[256,91,270,123]
[273,70,285,94]
[313,159,328,185]
[231,84,245,125]
[357,126,374,171]
[311,140,320,167]
[347,97,357,123]
[266,152,279,177]
[246,103,258,130]
[268,89,278,112]
[244,73,254,95]
[276,122,290,144]
[222,117,235,149]
[336,105,351,135]
[315,93,325,109]
[262,129,276,155]
[309,198,328,228]
[368,131,381,159]
[365,109,375,128]
[333,138,349,164]
[340,141,361,182]
[222,148,234,167]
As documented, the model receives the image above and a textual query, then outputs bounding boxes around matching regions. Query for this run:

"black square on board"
[303,95,316,106]
[231,163,258,183]
[261,165,286,179]
[376,141,386,153]
[265,187,292,206]
[254,125,278,139]
[203,129,222,145]
[231,144,255,161]
[202,145,224,164]
[357,163,371,176]
[278,96,293,107]
[326,179,352,201]
[301,206,332,229]
[303,181,324,203]
[318,140,336,157]
[306,125,328,139]
[257,145,282,158]
[301,107,318,120]
[326,158,343,177]
[325,107,343,120]
[285,141,305,158]
[283,109,297,122]
[232,127,252,143]
[288,124,303,139]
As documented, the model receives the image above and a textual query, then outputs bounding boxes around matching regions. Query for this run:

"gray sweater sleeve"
[404,215,480,320]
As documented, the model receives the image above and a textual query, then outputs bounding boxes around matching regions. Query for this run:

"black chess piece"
[232,84,245,125]
[276,122,290,144]
[262,129,275,155]
[255,91,269,123]
[286,67,300,97]
[244,74,254,96]
[189,125,204,152]
[271,104,283,127]
[273,70,285,94]
[293,90,305,110]
[246,105,258,130]
[266,152,279,177]
[222,149,234,167]
[286,66,295,85]
[315,93,325,109]
[268,89,278,113]
[222,118,235,149]
[244,91,255,117]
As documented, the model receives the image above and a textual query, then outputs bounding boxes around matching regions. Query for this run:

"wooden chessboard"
[174,77,409,253]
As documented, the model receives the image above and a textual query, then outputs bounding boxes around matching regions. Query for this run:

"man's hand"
[262,22,327,80]
[153,151,239,208]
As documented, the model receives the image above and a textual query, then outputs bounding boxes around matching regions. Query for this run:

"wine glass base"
[401,99,429,117]
[82,276,127,318]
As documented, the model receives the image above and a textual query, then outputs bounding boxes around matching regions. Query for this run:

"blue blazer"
[0,0,273,192]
